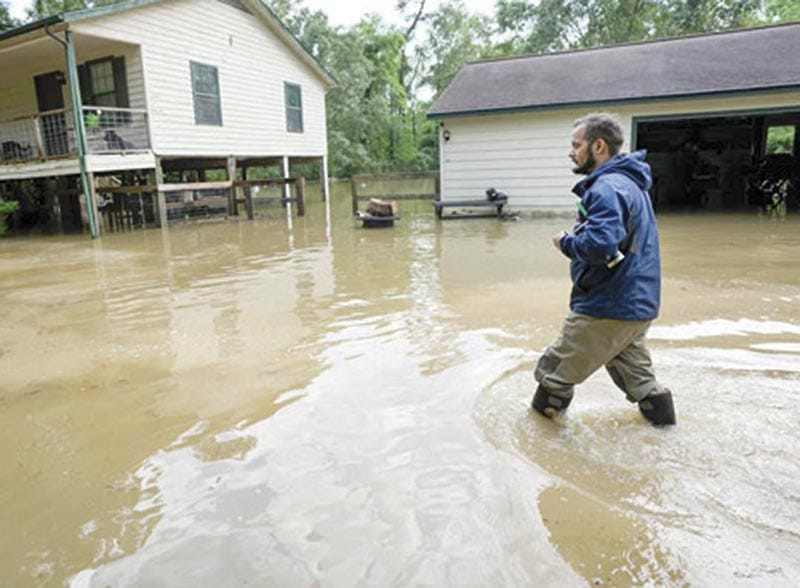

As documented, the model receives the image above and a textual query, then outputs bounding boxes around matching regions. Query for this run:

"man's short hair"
[574,112,625,156]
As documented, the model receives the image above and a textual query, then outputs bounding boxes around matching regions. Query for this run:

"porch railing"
[0,106,150,164]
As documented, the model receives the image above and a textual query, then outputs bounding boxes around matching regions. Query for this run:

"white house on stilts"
[0,0,335,236]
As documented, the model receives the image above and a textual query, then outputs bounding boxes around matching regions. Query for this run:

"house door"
[34,71,69,156]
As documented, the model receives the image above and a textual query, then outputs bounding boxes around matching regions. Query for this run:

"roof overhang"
[0,15,63,47]
[428,85,800,120]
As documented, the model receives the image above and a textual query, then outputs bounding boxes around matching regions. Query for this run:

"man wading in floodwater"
[532,112,676,426]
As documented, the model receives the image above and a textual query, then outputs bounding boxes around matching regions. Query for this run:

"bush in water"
[0,198,19,236]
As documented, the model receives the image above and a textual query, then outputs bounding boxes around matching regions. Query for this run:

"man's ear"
[592,138,608,157]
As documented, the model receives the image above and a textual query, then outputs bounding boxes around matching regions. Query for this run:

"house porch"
[1,27,152,180]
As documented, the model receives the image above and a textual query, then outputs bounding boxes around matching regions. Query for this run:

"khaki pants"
[535,312,664,403]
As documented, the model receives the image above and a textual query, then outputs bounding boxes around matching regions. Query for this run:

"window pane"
[287,109,303,133]
[195,96,222,125]
[90,60,115,95]
[285,83,303,133]
[766,126,795,155]
[191,62,222,125]
[192,63,219,94]
[94,92,117,107]
[285,84,301,108]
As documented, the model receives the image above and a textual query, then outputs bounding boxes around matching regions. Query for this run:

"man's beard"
[572,150,596,175]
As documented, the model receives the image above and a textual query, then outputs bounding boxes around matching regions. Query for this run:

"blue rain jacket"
[559,150,661,321]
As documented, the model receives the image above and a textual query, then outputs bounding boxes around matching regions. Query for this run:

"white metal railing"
[82,106,150,154]
[0,106,150,164]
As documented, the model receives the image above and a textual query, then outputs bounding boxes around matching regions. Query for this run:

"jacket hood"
[573,150,653,196]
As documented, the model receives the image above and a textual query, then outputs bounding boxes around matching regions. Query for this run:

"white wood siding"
[439,90,800,209]
[72,0,329,158]
[1,51,65,121]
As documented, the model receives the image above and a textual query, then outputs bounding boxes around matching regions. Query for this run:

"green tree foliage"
[496,0,764,54]
[766,0,800,22]
[421,0,492,96]
[331,19,411,174]
[1,1,17,31]
[496,0,654,54]
[766,126,795,154]
[654,0,762,38]
[27,0,89,19]
[25,0,119,20]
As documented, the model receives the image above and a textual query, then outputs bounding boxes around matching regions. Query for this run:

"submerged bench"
[433,195,508,219]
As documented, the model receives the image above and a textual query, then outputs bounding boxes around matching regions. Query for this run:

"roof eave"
[62,0,163,23]
[0,14,64,43]
[1,0,158,44]
[427,85,800,120]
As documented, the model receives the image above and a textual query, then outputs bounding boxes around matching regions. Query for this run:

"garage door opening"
[635,112,800,213]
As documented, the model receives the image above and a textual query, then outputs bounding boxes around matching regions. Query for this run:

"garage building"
[428,22,800,213]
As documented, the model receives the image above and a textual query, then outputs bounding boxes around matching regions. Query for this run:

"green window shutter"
[77,64,93,105]
[112,57,129,108]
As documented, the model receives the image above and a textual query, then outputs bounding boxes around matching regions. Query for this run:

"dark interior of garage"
[636,112,800,213]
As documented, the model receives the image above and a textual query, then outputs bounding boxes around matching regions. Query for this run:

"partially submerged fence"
[96,186,157,231]
[234,177,306,219]
[94,177,305,231]
[351,171,439,215]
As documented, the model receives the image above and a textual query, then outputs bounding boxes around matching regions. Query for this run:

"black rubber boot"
[532,384,573,418]
[638,389,676,426]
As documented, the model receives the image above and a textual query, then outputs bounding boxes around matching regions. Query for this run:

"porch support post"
[87,171,101,235]
[322,155,331,236]
[64,28,98,239]
[321,155,329,202]
[296,176,306,217]
[282,156,291,210]
[227,156,238,215]
[154,156,167,227]
[243,165,254,220]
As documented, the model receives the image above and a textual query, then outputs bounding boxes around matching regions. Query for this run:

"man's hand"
[552,230,567,251]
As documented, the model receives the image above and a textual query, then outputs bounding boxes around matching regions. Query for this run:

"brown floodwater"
[1,195,799,587]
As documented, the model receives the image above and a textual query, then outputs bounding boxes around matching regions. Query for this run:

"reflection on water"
[1,201,799,586]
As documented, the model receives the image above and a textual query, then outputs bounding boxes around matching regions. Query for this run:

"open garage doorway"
[635,111,800,213]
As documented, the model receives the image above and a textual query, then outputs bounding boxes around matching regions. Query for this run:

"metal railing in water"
[0,106,150,164]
